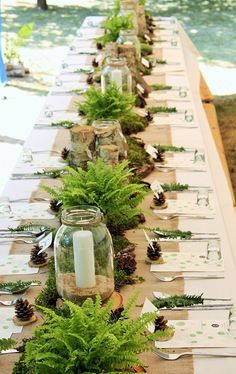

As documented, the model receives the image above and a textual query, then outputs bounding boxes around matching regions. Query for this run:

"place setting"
[143,230,224,279]
[146,144,207,172]
[0,197,55,220]
[149,179,214,220]
[142,299,236,352]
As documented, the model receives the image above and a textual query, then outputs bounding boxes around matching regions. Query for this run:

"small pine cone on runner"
[30,244,48,265]
[15,298,34,321]
[147,241,162,261]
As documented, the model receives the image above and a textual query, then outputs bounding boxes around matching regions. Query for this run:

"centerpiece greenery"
[78,85,150,136]
[78,85,135,122]
[97,13,133,45]
[14,294,161,374]
[42,159,146,234]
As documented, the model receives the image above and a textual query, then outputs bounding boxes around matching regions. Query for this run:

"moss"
[114,270,144,292]
[112,234,132,254]
[35,257,59,309]
[127,136,152,168]
[120,112,148,135]
[140,42,153,56]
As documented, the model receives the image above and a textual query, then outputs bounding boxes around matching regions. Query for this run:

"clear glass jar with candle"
[118,1,138,35]
[54,205,114,303]
[101,57,132,94]
[117,29,141,60]
[92,119,128,159]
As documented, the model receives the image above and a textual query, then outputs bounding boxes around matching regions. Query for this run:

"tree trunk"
[37,0,48,10]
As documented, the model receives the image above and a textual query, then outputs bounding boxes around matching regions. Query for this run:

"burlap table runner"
[0,48,193,374]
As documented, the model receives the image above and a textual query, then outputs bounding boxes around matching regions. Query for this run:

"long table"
[0,15,236,374]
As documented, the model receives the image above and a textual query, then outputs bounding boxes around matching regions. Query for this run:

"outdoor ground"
[0,0,236,196]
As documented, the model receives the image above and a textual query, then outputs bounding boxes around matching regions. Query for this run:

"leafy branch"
[152,84,172,91]
[153,144,185,152]
[155,59,167,64]
[51,120,77,129]
[34,169,67,178]
[0,338,16,351]
[153,294,204,309]
[148,106,177,113]
[160,182,189,192]
[147,227,192,239]
[0,280,40,294]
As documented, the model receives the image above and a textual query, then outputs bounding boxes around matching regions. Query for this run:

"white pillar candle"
[73,230,96,288]
[111,69,123,92]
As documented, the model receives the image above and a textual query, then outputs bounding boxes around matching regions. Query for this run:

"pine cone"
[153,192,166,207]
[154,315,168,332]
[147,241,162,261]
[61,147,70,160]
[87,74,94,85]
[146,111,153,122]
[136,93,147,108]
[92,58,99,68]
[115,253,137,275]
[96,42,103,50]
[30,244,48,265]
[110,307,124,323]
[154,149,165,163]
[14,298,34,321]
[50,198,63,213]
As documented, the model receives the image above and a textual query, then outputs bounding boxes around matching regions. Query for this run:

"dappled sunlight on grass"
[3,4,106,47]
[148,0,236,65]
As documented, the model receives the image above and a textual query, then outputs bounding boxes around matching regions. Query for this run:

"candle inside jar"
[73,230,96,288]
[111,69,123,92]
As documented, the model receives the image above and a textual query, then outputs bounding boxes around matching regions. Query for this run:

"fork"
[0,231,46,244]
[0,295,24,306]
[10,197,50,203]
[153,274,224,282]
[154,349,236,360]
[154,213,214,220]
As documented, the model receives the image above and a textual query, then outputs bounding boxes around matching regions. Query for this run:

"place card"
[0,308,22,339]
[152,115,197,128]
[0,255,39,275]
[36,111,81,126]
[157,155,206,170]
[0,203,54,220]
[152,65,184,74]
[153,199,215,216]
[15,157,66,172]
[150,252,224,272]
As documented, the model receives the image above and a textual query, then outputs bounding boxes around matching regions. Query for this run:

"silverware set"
[152,274,224,282]
[154,349,236,360]
[154,213,214,220]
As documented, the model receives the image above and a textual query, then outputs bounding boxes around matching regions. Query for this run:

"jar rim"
[119,29,136,36]
[92,119,120,127]
[61,205,102,226]
[107,56,127,67]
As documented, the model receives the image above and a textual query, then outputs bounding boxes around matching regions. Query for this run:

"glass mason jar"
[92,119,128,159]
[117,29,141,60]
[118,0,139,35]
[101,57,132,94]
[54,206,114,303]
